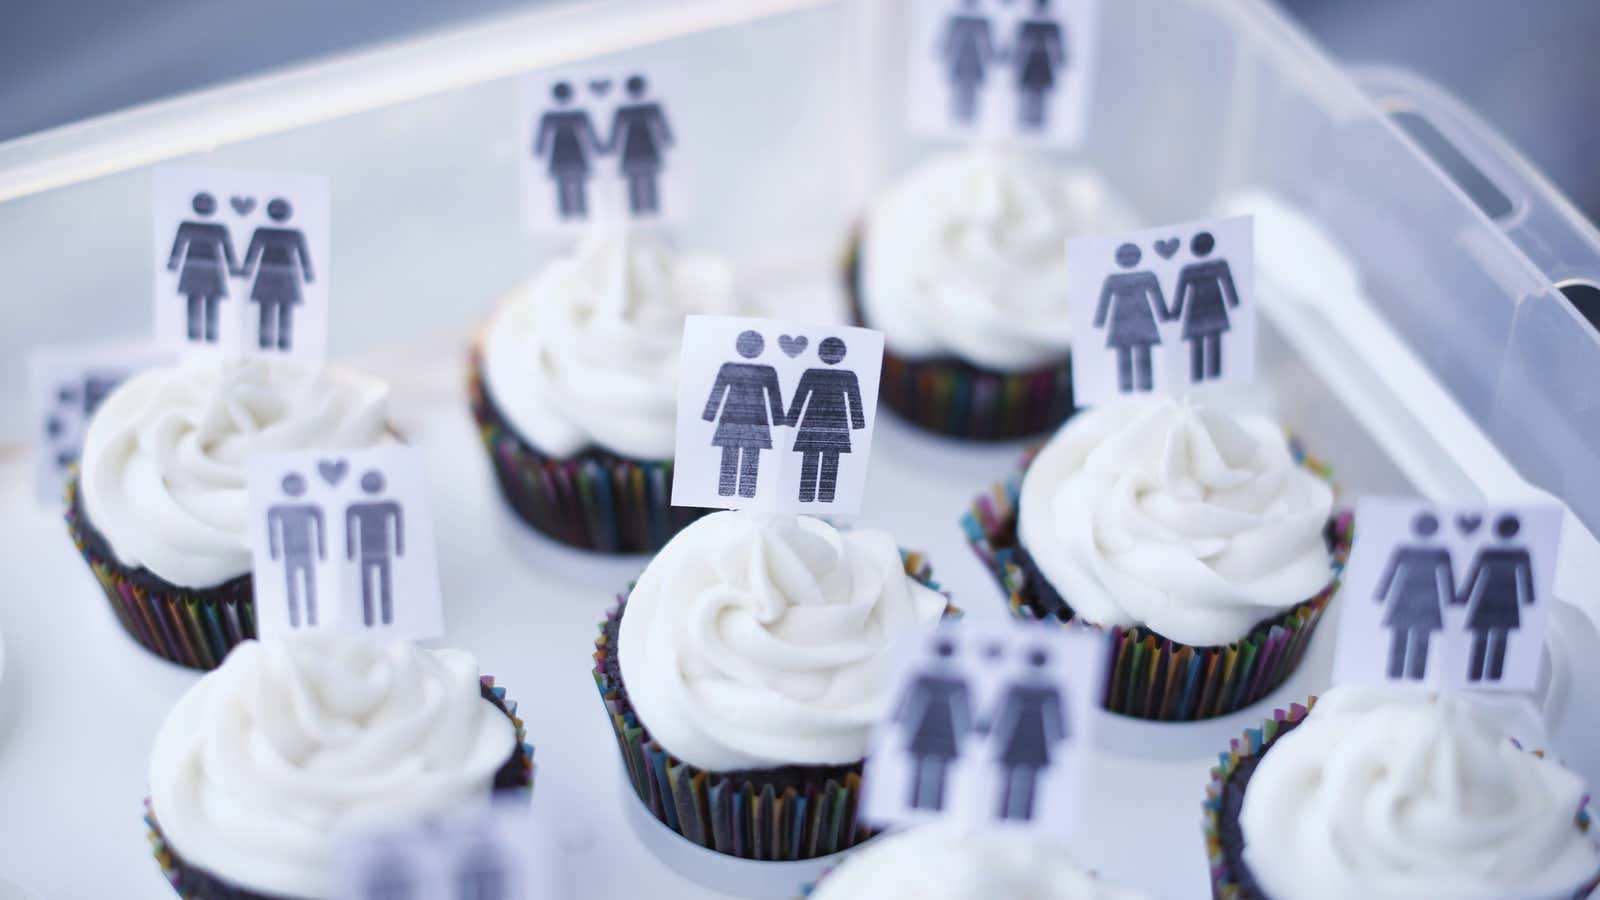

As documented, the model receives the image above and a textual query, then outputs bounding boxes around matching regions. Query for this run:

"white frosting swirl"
[80,357,390,589]
[859,148,1132,372]
[148,636,518,899]
[811,824,1147,900]
[481,227,740,459]
[1017,398,1334,647]
[1240,684,1600,900]
[617,511,947,771]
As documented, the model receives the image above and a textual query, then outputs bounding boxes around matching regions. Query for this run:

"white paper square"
[516,63,688,233]
[1332,497,1561,693]
[1065,214,1256,407]
[861,619,1103,838]
[670,316,885,516]
[905,0,1101,148]
[28,341,170,506]
[152,165,331,360]
[247,446,443,642]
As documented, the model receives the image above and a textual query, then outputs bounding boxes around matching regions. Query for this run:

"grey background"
[2,0,1595,221]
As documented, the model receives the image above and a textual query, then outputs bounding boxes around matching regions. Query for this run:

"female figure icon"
[1454,514,1535,682]
[1092,242,1169,393]
[1170,231,1240,382]
[702,330,785,499]
[534,81,604,220]
[1013,0,1067,130]
[786,337,866,504]
[607,75,674,216]
[239,198,314,351]
[939,0,996,125]
[166,191,238,343]
[1375,512,1454,680]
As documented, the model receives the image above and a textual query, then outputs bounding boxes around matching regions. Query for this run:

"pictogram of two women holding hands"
[701,330,865,502]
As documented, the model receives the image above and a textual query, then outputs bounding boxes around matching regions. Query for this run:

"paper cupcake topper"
[1331,497,1561,693]
[28,340,169,506]
[333,801,555,900]
[1065,213,1257,407]
[904,0,1101,148]
[246,445,443,642]
[671,315,885,515]
[516,63,686,233]
[860,619,1102,837]
[152,165,331,361]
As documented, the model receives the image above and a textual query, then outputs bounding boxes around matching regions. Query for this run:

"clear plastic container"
[2,1,1598,898]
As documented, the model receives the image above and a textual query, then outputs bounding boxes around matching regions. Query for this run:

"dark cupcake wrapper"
[1203,699,1600,900]
[65,473,256,671]
[961,440,1353,722]
[467,347,710,554]
[593,551,947,862]
[147,674,535,900]
[844,231,1076,441]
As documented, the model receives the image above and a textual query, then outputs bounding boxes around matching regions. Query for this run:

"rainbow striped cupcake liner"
[1202,700,1599,899]
[146,674,535,899]
[65,474,255,671]
[468,349,708,554]
[961,441,1352,722]
[593,551,946,862]
[844,233,1076,441]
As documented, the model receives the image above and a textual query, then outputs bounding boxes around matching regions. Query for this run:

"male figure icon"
[1093,243,1169,393]
[1170,231,1240,383]
[893,637,973,812]
[239,198,314,351]
[702,330,786,499]
[940,0,996,125]
[534,81,604,220]
[786,337,866,503]
[166,191,239,343]
[1455,514,1536,682]
[1374,512,1454,680]
[346,470,405,627]
[267,472,326,628]
[607,75,674,216]
[1012,0,1067,130]
[989,646,1068,822]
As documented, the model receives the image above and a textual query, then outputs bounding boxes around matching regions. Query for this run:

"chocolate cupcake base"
[147,675,534,899]
[845,234,1075,441]
[65,474,255,671]
[468,348,709,554]
[962,444,1353,722]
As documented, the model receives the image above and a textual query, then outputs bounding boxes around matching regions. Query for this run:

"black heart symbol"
[230,196,256,216]
[588,79,612,97]
[1456,513,1483,535]
[317,459,349,487]
[1153,238,1180,259]
[778,335,808,358]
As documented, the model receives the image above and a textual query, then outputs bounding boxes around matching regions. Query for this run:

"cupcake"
[592,511,949,860]
[964,397,1349,721]
[66,357,391,670]
[1204,685,1600,899]
[809,823,1147,899]
[145,634,534,900]
[470,227,743,553]
[849,148,1132,440]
